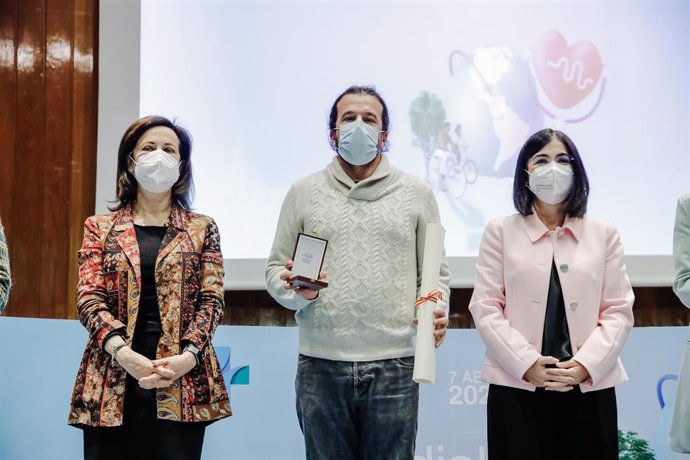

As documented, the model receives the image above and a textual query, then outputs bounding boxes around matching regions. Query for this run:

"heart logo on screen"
[531,30,603,109]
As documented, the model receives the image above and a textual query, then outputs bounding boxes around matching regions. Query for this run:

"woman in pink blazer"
[469,129,634,460]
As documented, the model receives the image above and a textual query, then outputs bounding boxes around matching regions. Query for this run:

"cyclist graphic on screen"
[428,122,477,199]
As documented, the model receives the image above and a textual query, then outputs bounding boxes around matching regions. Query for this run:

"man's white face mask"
[336,119,380,166]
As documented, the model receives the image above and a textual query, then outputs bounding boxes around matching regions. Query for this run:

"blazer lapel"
[156,206,186,265]
[114,206,141,289]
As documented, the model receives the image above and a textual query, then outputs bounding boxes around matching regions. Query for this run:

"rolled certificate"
[413,222,445,384]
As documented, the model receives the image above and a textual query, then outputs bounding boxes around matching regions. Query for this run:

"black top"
[541,260,572,362]
[133,225,166,340]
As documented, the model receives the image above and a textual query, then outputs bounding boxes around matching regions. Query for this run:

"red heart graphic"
[531,30,603,109]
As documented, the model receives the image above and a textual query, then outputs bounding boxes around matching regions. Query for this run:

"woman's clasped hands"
[115,345,196,389]
[522,356,590,392]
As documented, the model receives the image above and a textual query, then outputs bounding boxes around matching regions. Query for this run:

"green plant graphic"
[618,429,655,460]
[409,91,446,180]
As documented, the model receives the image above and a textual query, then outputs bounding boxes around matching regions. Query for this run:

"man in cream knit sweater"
[266,86,451,459]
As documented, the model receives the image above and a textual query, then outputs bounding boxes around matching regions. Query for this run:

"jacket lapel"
[156,206,186,265]
[114,206,141,289]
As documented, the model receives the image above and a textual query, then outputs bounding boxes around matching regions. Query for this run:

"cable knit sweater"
[266,155,451,362]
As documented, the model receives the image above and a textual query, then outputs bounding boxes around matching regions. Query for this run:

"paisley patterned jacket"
[68,205,232,427]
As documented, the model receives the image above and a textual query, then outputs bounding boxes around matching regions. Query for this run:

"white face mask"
[336,119,381,166]
[527,161,574,205]
[132,149,180,193]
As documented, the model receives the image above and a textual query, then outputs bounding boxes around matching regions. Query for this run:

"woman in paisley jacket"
[68,116,231,460]
[0,214,10,313]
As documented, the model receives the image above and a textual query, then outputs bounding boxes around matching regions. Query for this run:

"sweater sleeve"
[415,183,451,311]
[673,195,690,307]
[0,221,10,313]
[266,182,316,311]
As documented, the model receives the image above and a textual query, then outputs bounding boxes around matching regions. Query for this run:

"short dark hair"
[111,115,195,211]
[328,85,390,132]
[512,129,589,217]
[328,86,390,152]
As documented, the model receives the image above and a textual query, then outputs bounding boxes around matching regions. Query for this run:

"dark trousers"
[83,414,205,460]
[296,354,419,460]
[487,384,618,460]
[83,332,206,460]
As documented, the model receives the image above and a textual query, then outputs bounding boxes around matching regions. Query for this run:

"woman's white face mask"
[132,149,180,193]
[527,161,574,205]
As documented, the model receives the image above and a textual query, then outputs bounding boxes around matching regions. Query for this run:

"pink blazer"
[469,212,634,392]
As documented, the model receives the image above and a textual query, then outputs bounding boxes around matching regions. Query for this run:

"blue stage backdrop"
[0,317,687,459]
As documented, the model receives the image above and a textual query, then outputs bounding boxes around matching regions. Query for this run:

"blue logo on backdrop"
[653,373,680,459]
[215,346,250,394]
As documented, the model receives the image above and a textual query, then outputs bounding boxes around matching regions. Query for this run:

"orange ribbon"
[414,289,443,309]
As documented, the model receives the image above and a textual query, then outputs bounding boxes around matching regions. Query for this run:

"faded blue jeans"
[296,354,419,460]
